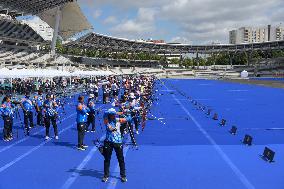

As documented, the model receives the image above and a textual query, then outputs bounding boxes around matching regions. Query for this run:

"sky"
[77,0,284,45]
[17,0,284,45]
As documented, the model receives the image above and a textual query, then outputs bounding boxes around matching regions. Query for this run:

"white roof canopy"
[0,68,71,78]
[70,70,114,77]
[0,68,114,79]
[38,2,92,40]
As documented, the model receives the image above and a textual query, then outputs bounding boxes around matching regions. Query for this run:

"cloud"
[79,0,284,44]
[170,36,192,44]
[159,0,283,43]
[110,8,157,39]
[91,0,170,9]
[103,16,118,25]
[92,10,102,19]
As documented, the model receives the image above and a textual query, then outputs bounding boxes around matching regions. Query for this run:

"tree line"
[54,41,284,68]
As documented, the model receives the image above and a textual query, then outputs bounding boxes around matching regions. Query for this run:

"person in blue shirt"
[34,90,44,126]
[43,94,59,140]
[86,94,96,132]
[0,96,14,141]
[102,108,128,183]
[21,92,34,136]
[76,95,90,151]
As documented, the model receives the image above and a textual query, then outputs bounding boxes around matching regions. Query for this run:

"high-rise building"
[229,25,284,44]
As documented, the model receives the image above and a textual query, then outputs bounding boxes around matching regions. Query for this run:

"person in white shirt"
[111,82,119,100]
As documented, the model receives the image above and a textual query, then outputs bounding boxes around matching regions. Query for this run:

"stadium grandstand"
[63,32,284,77]
[0,18,45,44]
[0,0,96,74]
[66,32,284,54]
[0,0,283,76]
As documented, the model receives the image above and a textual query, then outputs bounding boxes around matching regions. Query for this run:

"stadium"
[0,1,283,189]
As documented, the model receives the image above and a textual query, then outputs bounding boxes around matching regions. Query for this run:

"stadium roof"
[65,33,284,54]
[0,1,92,40]
[38,2,92,39]
[0,0,74,15]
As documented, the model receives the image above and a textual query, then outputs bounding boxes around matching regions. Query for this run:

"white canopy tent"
[0,68,116,88]
[70,70,115,77]
[241,70,249,78]
[0,68,115,79]
[0,68,71,79]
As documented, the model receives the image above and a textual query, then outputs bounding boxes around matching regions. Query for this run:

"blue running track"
[0,79,283,189]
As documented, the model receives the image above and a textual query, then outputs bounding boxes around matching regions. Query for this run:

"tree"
[182,58,193,68]
[168,58,180,66]
[56,39,68,54]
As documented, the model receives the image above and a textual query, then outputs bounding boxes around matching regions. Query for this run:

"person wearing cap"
[86,94,96,132]
[21,92,34,136]
[34,90,44,126]
[76,95,90,151]
[101,108,129,183]
[0,96,15,141]
[43,94,59,140]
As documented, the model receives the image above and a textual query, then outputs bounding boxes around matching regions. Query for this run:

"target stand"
[260,147,275,163]
[220,119,226,126]
[229,126,237,135]
[206,109,212,116]
[213,113,218,120]
[242,135,253,146]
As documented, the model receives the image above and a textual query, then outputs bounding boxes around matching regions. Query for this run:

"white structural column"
[51,6,62,56]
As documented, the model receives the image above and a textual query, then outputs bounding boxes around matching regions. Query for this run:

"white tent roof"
[0,68,115,79]
[241,70,249,78]
[38,2,92,39]
[71,70,114,77]
[0,68,71,78]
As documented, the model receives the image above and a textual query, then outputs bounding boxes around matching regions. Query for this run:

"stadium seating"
[0,17,45,44]
[0,46,75,69]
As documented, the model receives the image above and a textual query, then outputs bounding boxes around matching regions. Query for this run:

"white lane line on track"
[0,123,76,173]
[0,113,76,154]
[195,98,213,101]
[227,90,249,92]
[162,80,255,189]
[60,104,109,189]
[61,135,106,189]
[199,84,212,86]
[106,138,131,189]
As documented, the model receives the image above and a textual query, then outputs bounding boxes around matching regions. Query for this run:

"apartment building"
[229,25,284,44]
